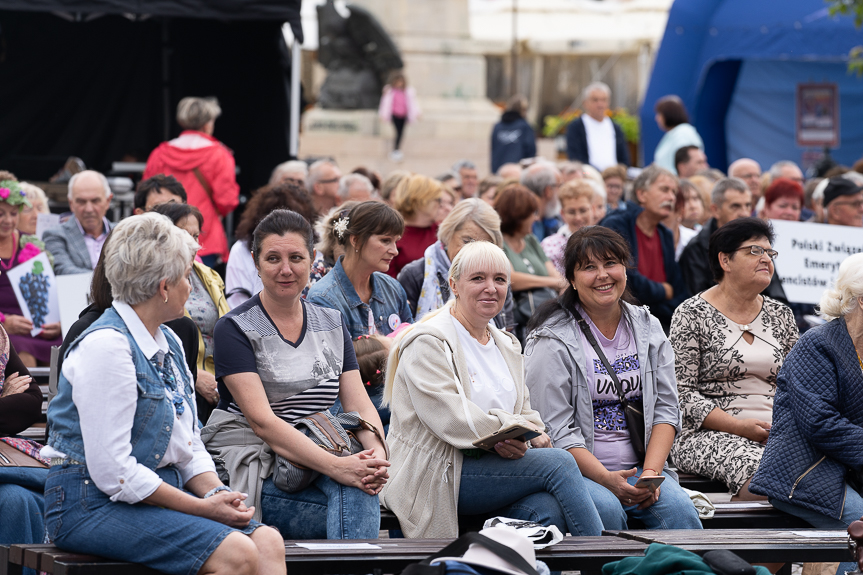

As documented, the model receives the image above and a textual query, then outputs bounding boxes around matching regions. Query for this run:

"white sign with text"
[771,219,863,304]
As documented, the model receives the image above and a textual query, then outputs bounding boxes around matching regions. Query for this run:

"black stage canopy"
[0,0,302,192]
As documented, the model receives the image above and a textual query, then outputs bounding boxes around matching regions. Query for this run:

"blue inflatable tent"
[641,0,863,172]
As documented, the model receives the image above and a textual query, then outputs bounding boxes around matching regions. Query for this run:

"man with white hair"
[520,162,562,241]
[269,160,308,187]
[728,158,762,202]
[338,173,374,202]
[44,170,114,275]
[565,82,630,171]
[452,160,478,199]
[307,160,342,216]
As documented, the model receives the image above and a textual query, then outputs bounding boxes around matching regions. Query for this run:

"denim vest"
[47,307,193,466]
[306,257,413,337]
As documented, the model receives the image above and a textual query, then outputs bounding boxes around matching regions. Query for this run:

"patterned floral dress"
[669,294,798,494]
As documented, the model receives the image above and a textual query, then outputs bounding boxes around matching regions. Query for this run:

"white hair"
[19,182,49,214]
[819,253,863,321]
[269,160,308,186]
[338,173,373,199]
[768,160,801,180]
[103,212,199,305]
[583,81,611,100]
[67,170,111,201]
[584,178,606,201]
[306,160,337,191]
[449,240,511,284]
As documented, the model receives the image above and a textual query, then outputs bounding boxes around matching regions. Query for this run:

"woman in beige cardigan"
[381,241,604,538]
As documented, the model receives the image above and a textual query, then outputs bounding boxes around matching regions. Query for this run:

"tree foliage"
[828,0,863,75]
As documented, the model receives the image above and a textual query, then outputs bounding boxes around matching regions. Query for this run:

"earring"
[164,293,169,304]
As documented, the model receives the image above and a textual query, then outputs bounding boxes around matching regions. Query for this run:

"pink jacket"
[378,85,420,123]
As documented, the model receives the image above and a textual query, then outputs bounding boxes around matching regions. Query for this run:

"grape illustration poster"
[7,253,59,337]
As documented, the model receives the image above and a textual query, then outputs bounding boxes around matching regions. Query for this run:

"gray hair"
[19,182,49,213]
[520,162,559,196]
[103,213,198,305]
[437,198,503,248]
[338,174,373,199]
[452,159,477,173]
[768,160,801,180]
[67,170,111,200]
[819,252,863,320]
[269,160,308,186]
[306,160,337,192]
[583,81,611,100]
[710,177,748,207]
[631,165,677,202]
[176,97,221,131]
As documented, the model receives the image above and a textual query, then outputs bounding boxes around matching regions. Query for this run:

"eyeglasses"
[736,245,778,260]
[317,178,340,185]
[831,199,863,209]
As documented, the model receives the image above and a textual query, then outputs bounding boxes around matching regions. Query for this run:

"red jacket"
[144,130,239,260]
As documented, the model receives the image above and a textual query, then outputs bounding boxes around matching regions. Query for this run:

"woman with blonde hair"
[751,252,863,575]
[381,241,603,538]
[541,180,598,275]
[16,183,50,236]
[389,174,443,278]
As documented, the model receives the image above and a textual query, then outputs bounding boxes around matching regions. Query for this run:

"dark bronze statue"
[316,0,404,109]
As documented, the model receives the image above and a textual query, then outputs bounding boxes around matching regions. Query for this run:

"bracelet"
[642,468,658,476]
[204,485,231,499]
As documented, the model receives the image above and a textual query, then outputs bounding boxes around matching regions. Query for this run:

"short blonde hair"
[559,180,597,205]
[819,252,863,321]
[393,174,442,218]
[438,198,503,248]
[104,213,198,305]
[176,97,221,130]
[449,240,511,284]
[19,182,49,214]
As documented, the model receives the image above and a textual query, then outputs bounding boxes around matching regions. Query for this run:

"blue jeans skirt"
[44,464,261,575]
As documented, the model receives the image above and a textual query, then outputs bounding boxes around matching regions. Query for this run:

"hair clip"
[333,216,349,239]
[365,381,371,386]
[375,369,381,374]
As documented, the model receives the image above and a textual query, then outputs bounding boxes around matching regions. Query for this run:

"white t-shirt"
[451,316,516,414]
[582,114,618,171]
[577,309,641,471]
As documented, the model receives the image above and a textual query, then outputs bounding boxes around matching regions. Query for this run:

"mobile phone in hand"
[634,475,665,492]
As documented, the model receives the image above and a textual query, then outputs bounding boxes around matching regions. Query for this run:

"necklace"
[151,353,185,418]
[0,233,18,271]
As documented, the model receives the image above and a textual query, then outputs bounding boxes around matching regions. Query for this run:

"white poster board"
[35,213,61,240]
[56,272,93,340]
[771,219,863,304]
[6,252,60,336]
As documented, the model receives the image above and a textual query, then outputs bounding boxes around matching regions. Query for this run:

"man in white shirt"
[566,82,630,170]
[43,170,114,275]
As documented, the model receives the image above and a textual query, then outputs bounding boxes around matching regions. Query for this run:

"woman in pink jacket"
[144,97,240,266]
[378,72,420,162]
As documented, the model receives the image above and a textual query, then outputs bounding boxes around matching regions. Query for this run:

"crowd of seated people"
[7,94,863,575]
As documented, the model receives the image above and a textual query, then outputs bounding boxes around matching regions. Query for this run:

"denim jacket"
[307,257,413,337]
[47,307,193,466]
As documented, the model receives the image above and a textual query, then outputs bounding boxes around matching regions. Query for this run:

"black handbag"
[513,287,557,328]
[572,308,646,458]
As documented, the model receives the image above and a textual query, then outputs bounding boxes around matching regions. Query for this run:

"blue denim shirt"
[307,257,413,337]
[47,307,193,466]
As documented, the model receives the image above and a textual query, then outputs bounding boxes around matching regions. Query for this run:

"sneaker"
[389,150,404,162]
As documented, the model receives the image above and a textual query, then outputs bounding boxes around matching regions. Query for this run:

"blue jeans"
[584,467,703,530]
[261,474,380,539]
[0,467,48,575]
[771,485,863,575]
[457,448,604,536]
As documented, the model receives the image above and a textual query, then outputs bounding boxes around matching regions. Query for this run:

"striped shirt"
[214,294,358,423]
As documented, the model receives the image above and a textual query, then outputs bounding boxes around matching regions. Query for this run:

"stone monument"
[301,0,501,175]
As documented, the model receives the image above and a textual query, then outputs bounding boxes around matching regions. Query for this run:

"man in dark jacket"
[566,82,630,170]
[678,177,788,301]
[490,95,537,173]
[601,165,687,331]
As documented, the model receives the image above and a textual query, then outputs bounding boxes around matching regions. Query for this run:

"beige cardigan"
[379,309,545,538]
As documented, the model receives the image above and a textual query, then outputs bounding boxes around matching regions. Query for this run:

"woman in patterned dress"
[669,217,798,499]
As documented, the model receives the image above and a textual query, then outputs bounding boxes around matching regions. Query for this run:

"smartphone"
[634,475,665,492]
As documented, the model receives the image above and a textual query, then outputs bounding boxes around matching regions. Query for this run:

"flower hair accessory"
[0,180,31,210]
[333,216,349,240]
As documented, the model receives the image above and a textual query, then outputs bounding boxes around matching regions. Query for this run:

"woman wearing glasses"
[669,218,798,500]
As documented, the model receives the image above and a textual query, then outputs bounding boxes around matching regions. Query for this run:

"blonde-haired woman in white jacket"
[380,241,604,538]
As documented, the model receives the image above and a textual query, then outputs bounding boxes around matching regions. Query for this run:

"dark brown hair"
[150,202,203,229]
[353,335,388,388]
[352,166,381,191]
[494,183,539,235]
[339,201,405,252]
[655,95,690,129]
[236,182,316,243]
[252,209,314,264]
[135,174,187,210]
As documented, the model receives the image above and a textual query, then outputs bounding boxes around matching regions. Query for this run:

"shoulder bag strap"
[571,307,628,405]
[193,167,214,202]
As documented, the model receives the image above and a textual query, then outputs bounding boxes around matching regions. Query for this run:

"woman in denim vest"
[44,214,285,575]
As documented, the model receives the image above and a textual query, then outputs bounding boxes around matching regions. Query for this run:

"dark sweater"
[0,344,38,436]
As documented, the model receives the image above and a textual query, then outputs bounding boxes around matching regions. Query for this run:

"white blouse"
[42,301,215,504]
[450,315,516,414]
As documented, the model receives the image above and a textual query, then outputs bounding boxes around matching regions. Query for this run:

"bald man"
[728,158,762,202]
